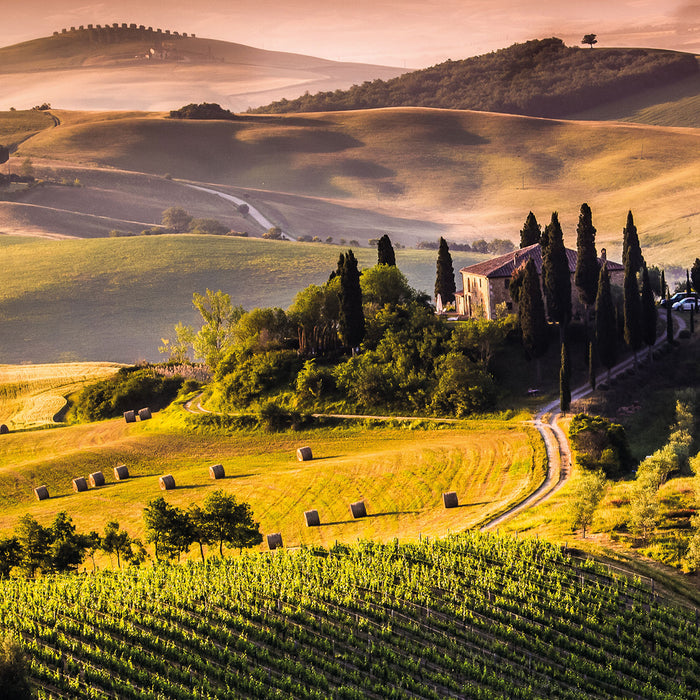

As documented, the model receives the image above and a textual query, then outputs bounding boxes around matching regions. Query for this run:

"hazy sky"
[3,0,700,66]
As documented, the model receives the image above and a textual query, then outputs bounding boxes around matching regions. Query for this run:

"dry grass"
[0,362,121,429]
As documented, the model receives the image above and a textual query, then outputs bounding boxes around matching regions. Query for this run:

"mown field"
[2,533,699,699]
[0,397,544,551]
[0,235,484,363]
[5,107,700,266]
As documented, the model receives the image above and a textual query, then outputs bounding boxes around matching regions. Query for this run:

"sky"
[2,0,700,67]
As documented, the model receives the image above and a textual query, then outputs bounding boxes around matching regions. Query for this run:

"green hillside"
[253,38,699,120]
[0,235,483,363]
[2,533,698,698]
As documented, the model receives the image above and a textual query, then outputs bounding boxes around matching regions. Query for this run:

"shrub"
[569,413,635,477]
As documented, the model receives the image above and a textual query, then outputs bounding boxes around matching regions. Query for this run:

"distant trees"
[162,206,193,232]
[435,237,456,306]
[519,211,541,248]
[581,34,598,49]
[377,234,396,266]
[169,102,238,120]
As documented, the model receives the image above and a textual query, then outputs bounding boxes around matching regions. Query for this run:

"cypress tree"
[519,258,548,382]
[377,234,396,266]
[641,263,657,362]
[666,290,673,344]
[687,270,692,294]
[542,212,571,330]
[660,269,666,298]
[338,249,364,352]
[519,211,541,248]
[691,307,695,334]
[622,210,643,274]
[595,264,617,385]
[623,242,643,367]
[574,203,599,309]
[435,237,456,305]
[691,259,700,295]
[560,340,571,412]
[588,340,596,390]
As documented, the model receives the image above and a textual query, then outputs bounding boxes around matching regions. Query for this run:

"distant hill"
[252,38,700,120]
[0,26,404,112]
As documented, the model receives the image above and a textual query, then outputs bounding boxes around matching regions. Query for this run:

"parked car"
[660,292,695,307]
[672,298,698,311]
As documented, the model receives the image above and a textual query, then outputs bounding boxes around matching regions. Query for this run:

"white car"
[672,298,698,311]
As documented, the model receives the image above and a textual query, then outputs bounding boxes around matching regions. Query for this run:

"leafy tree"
[15,514,50,577]
[360,264,414,310]
[144,497,192,562]
[581,34,598,48]
[159,321,196,363]
[233,307,289,350]
[84,530,101,572]
[566,470,606,538]
[595,264,617,384]
[629,471,660,542]
[338,250,365,351]
[192,289,245,370]
[102,521,132,569]
[518,258,548,380]
[692,259,700,294]
[294,360,336,407]
[434,237,456,305]
[430,352,496,416]
[542,212,571,330]
[574,203,599,310]
[161,206,193,232]
[0,536,21,578]
[288,282,340,356]
[48,511,89,573]
[519,211,541,248]
[560,340,571,412]
[641,263,657,361]
[0,635,32,700]
[377,234,396,266]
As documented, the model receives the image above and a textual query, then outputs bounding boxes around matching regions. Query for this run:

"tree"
[288,282,340,356]
[519,211,541,248]
[338,250,365,351]
[691,259,700,295]
[595,264,617,384]
[566,470,606,538]
[0,635,32,700]
[560,340,571,412]
[434,237,456,305]
[622,210,643,274]
[687,270,692,294]
[15,514,50,577]
[158,321,196,363]
[623,244,643,367]
[641,263,657,361]
[542,212,571,331]
[144,497,192,562]
[588,340,596,390]
[0,145,9,165]
[360,264,414,310]
[377,234,396,266]
[48,511,89,573]
[666,290,673,344]
[191,289,244,370]
[161,206,193,232]
[101,521,132,569]
[660,268,666,298]
[581,34,598,48]
[0,536,21,578]
[574,203,599,311]
[519,258,548,380]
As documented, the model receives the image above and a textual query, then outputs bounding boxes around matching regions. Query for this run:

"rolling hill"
[0,26,404,112]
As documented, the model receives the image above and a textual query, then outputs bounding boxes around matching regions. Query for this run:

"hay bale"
[267,533,283,550]
[350,501,367,518]
[88,471,105,488]
[124,410,136,423]
[138,407,152,421]
[34,485,49,501]
[442,491,459,508]
[0,424,9,435]
[114,464,130,480]
[297,446,313,461]
[72,477,88,493]
[209,464,225,480]
[159,474,176,490]
[304,509,320,527]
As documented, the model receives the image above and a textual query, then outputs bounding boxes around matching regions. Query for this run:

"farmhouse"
[455,243,624,320]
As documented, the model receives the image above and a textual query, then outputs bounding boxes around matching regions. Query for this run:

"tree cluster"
[169,103,238,120]
[252,39,698,119]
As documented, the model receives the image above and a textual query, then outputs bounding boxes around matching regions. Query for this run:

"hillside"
[6,108,700,266]
[0,27,404,112]
[2,534,699,698]
[253,38,700,122]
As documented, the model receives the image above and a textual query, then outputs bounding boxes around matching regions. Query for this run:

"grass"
[0,362,120,429]
[0,234,483,364]
[0,400,543,554]
[0,109,53,149]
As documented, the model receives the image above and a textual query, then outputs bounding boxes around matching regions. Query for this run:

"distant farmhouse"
[455,243,624,320]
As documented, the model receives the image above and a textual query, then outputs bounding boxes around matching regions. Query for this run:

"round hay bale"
[297,446,313,461]
[442,491,459,508]
[0,424,9,435]
[72,477,88,493]
[114,464,130,480]
[267,533,283,550]
[34,485,50,501]
[88,471,105,488]
[304,509,320,527]
[209,464,225,480]
[138,407,152,420]
[123,410,136,423]
[350,501,367,519]
[159,474,176,490]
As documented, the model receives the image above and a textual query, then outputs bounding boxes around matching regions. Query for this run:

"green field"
[0,235,483,363]
[2,533,698,699]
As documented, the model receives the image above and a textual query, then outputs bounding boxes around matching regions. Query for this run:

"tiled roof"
[459,243,623,279]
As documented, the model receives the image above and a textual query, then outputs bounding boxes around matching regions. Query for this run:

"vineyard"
[1,532,698,699]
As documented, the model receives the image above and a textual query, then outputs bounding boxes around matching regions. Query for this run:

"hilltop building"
[455,243,623,320]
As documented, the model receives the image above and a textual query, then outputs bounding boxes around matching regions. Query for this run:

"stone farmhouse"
[455,243,624,320]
